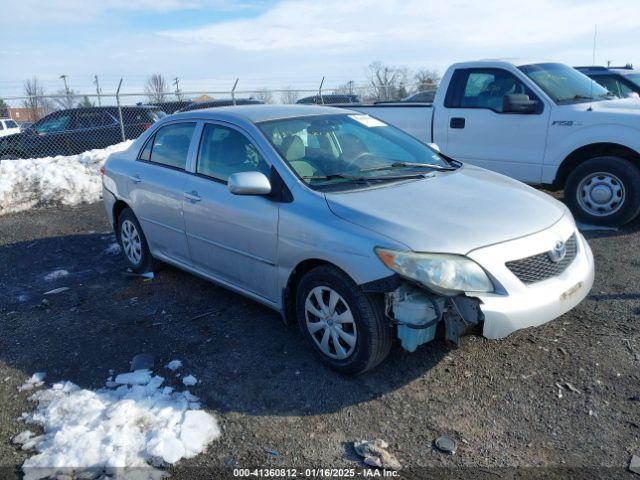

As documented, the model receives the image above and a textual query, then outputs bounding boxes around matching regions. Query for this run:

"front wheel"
[296,265,393,375]
[565,156,640,227]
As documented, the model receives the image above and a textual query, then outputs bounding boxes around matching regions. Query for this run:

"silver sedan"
[102,105,594,374]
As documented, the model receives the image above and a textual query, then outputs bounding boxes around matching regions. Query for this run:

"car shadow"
[0,233,448,417]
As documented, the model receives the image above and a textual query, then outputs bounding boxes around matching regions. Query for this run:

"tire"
[565,156,640,227]
[295,265,393,375]
[116,207,157,274]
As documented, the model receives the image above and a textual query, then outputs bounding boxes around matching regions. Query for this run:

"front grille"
[506,233,578,285]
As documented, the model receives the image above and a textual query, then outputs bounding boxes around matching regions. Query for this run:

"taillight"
[99,166,105,177]
[142,123,152,131]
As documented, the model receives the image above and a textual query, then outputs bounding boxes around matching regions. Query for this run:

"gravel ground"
[0,202,638,479]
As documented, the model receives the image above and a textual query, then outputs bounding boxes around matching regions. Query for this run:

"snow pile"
[165,360,182,371]
[43,269,69,281]
[182,375,198,386]
[0,141,132,216]
[19,368,220,480]
[19,373,46,392]
[105,242,122,255]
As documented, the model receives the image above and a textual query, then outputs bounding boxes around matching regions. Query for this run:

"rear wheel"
[565,156,640,226]
[296,265,393,375]
[117,207,157,273]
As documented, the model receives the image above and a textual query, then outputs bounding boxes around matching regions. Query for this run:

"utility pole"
[173,77,181,100]
[60,74,71,107]
[93,75,102,106]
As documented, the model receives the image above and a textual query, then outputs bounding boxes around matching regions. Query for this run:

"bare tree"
[23,77,47,121]
[413,69,441,92]
[0,98,8,117]
[333,80,356,96]
[280,86,299,104]
[53,89,77,110]
[366,61,408,101]
[254,88,274,104]
[145,74,169,103]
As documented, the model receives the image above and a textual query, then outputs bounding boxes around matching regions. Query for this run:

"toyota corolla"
[102,105,594,374]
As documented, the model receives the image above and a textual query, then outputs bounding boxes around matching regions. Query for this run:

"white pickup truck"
[352,60,640,226]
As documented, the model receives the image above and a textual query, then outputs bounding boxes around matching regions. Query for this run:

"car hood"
[325,165,566,254]
[588,97,640,113]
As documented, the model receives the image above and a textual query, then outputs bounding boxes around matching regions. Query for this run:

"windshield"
[519,63,612,104]
[257,114,451,188]
[627,73,640,88]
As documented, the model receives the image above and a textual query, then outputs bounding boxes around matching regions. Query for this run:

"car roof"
[169,104,352,123]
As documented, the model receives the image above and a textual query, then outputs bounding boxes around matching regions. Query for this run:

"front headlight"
[375,248,494,295]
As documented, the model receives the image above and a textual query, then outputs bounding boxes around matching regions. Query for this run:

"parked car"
[402,89,437,103]
[351,60,640,226]
[296,94,360,105]
[19,121,34,132]
[0,106,162,159]
[177,98,263,112]
[102,105,594,374]
[575,65,640,99]
[0,118,21,138]
[142,101,192,114]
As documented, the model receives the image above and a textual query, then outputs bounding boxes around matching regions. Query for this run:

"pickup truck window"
[446,68,539,113]
[519,63,611,104]
[258,114,449,188]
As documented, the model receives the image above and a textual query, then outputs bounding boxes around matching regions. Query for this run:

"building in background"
[8,107,44,124]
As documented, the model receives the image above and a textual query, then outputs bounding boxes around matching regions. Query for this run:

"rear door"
[182,122,280,302]
[71,110,121,152]
[127,121,197,265]
[442,68,550,183]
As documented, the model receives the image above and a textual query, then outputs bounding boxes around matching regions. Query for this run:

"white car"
[0,118,20,138]
[353,60,640,227]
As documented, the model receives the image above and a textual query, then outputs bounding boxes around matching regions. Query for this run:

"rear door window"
[5,120,18,129]
[144,122,196,170]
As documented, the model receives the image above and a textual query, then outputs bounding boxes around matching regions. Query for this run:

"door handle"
[450,117,466,129]
[184,191,201,202]
[129,174,141,184]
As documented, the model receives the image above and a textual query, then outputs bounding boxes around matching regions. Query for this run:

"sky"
[0,0,638,97]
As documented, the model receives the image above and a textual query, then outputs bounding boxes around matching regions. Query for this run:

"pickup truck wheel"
[565,156,640,226]
[117,207,157,274]
[296,265,393,375]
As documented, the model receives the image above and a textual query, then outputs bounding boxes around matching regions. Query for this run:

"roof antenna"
[588,24,597,111]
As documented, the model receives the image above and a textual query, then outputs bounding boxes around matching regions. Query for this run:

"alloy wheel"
[121,219,143,265]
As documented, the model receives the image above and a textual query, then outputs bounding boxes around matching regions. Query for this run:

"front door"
[127,121,196,265]
[182,122,280,302]
[443,68,550,184]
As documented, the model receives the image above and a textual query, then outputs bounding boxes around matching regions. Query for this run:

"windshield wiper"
[556,94,596,103]
[359,161,457,173]
[303,171,427,183]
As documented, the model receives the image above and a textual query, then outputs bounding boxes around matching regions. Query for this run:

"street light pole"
[93,75,102,106]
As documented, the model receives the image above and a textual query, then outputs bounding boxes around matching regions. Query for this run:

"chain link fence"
[0,81,437,161]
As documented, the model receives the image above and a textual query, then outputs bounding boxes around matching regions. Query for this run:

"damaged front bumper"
[383,220,594,351]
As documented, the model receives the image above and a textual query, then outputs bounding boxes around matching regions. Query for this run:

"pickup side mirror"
[625,92,640,99]
[228,171,271,196]
[503,93,537,114]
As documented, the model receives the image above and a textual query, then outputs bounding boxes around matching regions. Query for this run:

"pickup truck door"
[442,68,550,184]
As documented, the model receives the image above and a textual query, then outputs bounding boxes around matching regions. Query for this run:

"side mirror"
[228,171,271,196]
[503,93,537,114]
[625,92,640,99]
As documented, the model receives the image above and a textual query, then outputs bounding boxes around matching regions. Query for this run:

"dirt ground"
[0,202,638,479]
